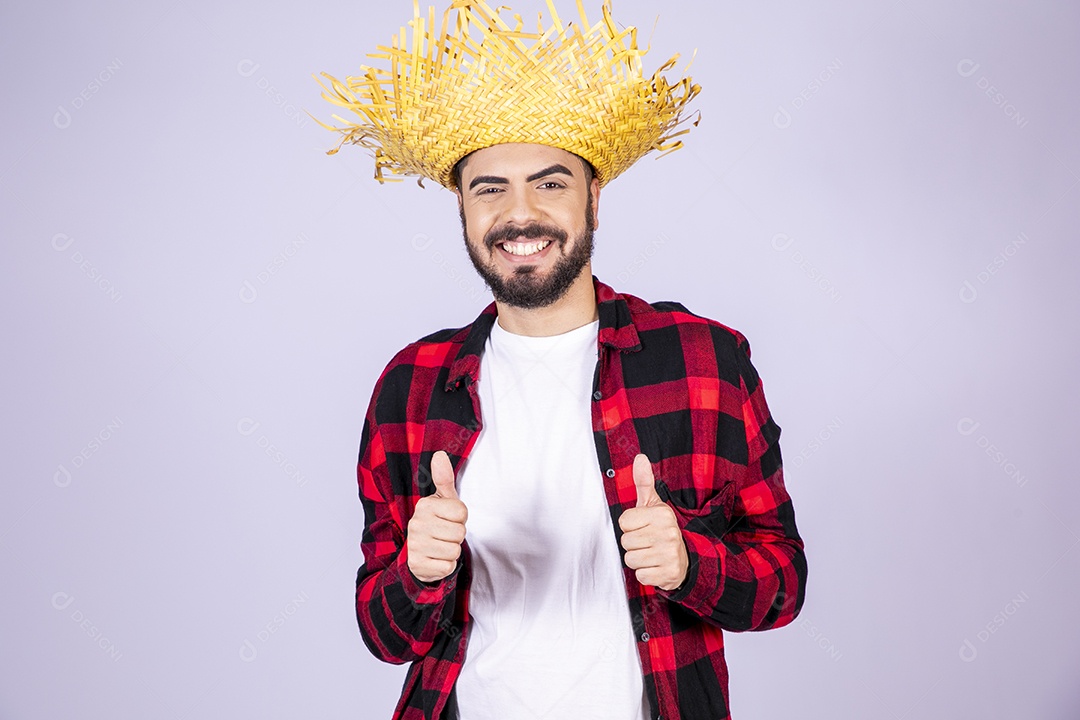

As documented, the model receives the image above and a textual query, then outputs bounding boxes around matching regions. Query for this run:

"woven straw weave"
[312,0,701,189]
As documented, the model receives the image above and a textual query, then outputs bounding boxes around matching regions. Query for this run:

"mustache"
[484,223,568,250]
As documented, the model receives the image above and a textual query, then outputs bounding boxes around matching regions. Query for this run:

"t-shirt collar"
[445,276,642,391]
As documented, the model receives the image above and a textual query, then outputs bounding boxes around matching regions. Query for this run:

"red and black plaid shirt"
[355,276,807,719]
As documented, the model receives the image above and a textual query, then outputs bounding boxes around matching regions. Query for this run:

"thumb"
[632,454,661,508]
[431,451,458,500]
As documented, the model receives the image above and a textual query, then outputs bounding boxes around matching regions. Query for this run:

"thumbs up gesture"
[618,454,690,592]
[407,451,469,584]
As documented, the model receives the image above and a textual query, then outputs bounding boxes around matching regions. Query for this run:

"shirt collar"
[445,275,642,391]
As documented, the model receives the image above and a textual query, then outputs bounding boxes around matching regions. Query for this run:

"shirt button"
[640,632,650,642]
[592,390,602,400]
[605,468,615,478]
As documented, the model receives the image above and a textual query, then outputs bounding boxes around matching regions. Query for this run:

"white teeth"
[502,240,551,257]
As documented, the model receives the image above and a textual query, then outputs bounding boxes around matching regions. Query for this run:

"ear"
[589,177,601,231]
[455,186,466,215]
[455,190,469,234]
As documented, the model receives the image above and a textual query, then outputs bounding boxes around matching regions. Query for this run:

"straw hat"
[312,0,701,189]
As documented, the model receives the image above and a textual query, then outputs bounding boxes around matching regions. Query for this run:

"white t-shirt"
[453,317,649,720]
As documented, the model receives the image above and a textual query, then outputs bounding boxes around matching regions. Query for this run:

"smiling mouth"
[497,239,553,257]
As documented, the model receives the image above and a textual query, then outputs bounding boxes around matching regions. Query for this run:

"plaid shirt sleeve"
[595,289,806,719]
[354,431,459,665]
[656,327,806,632]
[354,346,464,666]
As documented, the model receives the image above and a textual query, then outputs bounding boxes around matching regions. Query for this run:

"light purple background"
[3,1,1078,718]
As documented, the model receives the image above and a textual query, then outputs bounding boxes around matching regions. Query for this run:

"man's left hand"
[618,454,690,592]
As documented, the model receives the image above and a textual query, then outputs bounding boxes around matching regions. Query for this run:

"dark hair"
[452,150,596,190]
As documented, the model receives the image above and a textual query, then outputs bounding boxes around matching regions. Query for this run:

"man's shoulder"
[617,289,751,357]
[616,288,765,394]
[364,321,475,419]
[379,322,473,373]
[373,303,495,389]
[414,323,473,347]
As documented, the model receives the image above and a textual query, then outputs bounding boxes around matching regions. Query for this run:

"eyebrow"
[468,163,575,191]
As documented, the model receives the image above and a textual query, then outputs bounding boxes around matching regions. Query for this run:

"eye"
[538,181,565,190]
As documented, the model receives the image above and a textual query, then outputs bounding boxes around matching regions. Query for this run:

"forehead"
[458,143,585,181]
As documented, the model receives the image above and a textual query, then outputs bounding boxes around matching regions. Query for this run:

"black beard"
[461,194,595,310]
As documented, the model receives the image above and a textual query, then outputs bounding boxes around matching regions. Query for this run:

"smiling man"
[458,143,599,328]
[316,3,807,719]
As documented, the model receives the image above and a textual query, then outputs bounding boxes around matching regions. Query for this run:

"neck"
[494,271,598,337]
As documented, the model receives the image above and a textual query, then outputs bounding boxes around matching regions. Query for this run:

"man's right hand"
[406,450,468,584]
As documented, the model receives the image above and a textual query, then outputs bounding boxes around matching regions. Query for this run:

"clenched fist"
[407,450,468,584]
[619,454,689,592]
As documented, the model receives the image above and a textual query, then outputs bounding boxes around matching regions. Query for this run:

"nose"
[502,186,542,227]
